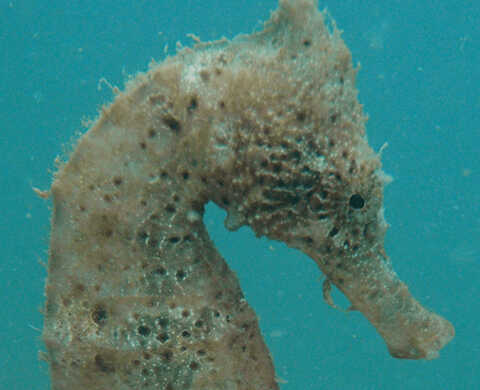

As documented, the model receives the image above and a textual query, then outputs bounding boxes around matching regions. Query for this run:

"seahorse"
[41,1,454,389]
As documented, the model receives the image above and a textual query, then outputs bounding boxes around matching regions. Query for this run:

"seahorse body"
[42,1,454,389]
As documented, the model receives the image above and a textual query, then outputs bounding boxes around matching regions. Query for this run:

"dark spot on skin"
[329,227,339,237]
[113,177,123,186]
[154,266,167,276]
[165,204,176,213]
[91,305,108,326]
[200,70,210,82]
[162,114,181,132]
[176,269,186,280]
[157,332,169,343]
[188,96,198,111]
[94,354,114,373]
[296,111,306,122]
[162,350,173,362]
[137,325,151,336]
[349,193,365,209]
[156,317,169,328]
[103,194,112,203]
[304,236,313,244]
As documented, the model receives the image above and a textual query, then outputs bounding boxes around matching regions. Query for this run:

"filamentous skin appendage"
[42,0,454,388]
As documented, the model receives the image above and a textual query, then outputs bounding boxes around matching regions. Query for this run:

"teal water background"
[1,1,478,389]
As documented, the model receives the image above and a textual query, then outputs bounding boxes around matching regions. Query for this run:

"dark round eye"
[349,193,365,209]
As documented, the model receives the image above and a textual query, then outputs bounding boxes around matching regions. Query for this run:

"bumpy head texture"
[42,0,454,389]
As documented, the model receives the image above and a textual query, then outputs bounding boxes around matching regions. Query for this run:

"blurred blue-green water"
[1,1,478,389]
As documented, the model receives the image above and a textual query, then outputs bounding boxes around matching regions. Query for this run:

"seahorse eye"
[349,193,365,209]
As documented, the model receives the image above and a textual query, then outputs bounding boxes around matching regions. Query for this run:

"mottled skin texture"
[42,0,454,389]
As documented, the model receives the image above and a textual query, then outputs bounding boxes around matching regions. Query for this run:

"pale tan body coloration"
[42,1,454,388]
